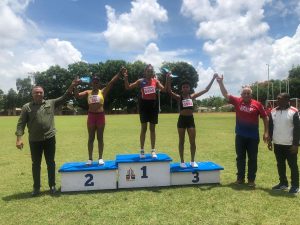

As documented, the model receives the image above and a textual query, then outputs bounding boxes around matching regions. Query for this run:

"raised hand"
[216,74,224,83]
[120,66,128,78]
[72,76,81,86]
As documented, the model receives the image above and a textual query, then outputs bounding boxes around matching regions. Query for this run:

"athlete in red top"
[124,64,167,158]
[217,74,269,187]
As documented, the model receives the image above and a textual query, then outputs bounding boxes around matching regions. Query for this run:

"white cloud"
[21,38,82,72]
[266,0,300,18]
[102,0,168,51]
[181,0,300,97]
[0,2,27,48]
[135,42,193,71]
[0,0,82,93]
[270,25,300,79]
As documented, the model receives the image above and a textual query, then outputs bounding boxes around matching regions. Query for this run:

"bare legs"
[140,122,156,150]
[178,128,196,163]
[87,124,105,160]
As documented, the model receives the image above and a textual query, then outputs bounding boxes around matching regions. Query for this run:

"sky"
[1,0,300,98]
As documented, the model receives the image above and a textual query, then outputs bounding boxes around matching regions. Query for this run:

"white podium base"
[116,153,172,189]
[59,161,117,192]
[170,162,224,186]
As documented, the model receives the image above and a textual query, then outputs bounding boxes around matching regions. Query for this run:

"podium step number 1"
[116,153,172,188]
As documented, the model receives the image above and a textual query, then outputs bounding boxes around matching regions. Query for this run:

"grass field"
[0,113,299,225]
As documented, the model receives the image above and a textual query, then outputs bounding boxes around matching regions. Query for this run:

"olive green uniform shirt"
[15,93,71,142]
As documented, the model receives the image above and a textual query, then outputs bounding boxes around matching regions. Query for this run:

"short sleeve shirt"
[229,95,267,139]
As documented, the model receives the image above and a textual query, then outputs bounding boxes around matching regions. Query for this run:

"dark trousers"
[235,135,259,181]
[274,144,299,188]
[29,137,56,189]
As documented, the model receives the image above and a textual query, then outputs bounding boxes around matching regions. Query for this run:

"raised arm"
[166,74,180,101]
[191,73,217,99]
[216,74,230,100]
[54,78,80,107]
[102,68,123,98]
[123,68,141,90]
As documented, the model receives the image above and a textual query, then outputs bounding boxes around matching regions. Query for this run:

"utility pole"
[256,82,259,101]
[266,64,270,107]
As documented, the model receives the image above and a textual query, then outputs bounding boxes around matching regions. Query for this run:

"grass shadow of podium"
[56,183,222,196]
[2,183,223,201]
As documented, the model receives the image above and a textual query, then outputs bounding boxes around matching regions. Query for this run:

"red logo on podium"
[126,168,136,181]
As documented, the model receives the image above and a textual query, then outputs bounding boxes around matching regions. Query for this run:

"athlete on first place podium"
[124,64,168,159]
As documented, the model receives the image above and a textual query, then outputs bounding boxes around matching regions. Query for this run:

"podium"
[116,153,172,188]
[59,154,224,192]
[59,161,117,192]
[170,162,224,185]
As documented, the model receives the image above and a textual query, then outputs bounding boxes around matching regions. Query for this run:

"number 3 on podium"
[192,171,199,183]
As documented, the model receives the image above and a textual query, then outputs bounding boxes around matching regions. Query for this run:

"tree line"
[0,61,299,115]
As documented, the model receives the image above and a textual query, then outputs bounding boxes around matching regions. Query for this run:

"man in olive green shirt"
[16,81,78,196]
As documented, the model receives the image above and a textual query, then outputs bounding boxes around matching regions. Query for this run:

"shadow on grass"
[4,183,296,201]
[2,183,222,201]
[223,182,297,198]
[2,190,63,201]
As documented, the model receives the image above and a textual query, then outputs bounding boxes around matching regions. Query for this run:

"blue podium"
[59,154,224,192]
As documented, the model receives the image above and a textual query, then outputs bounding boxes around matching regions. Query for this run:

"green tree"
[288,65,300,98]
[288,65,300,79]
[159,61,199,112]
[34,65,72,99]
[16,77,33,107]
[5,88,18,112]
[0,89,4,112]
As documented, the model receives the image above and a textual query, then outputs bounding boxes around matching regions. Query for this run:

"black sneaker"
[50,186,57,195]
[289,186,299,195]
[31,188,40,197]
[272,183,289,191]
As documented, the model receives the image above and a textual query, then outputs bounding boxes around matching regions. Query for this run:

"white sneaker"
[151,150,157,158]
[140,150,145,159]
[86,159,92,166]
[190,161,198,168]
[98,159,104,165]
[180,162,187,168]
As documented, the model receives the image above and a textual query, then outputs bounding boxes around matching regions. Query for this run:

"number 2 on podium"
[84,174,94,186]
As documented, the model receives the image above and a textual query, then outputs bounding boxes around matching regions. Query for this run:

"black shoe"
[31,188,40,197]
[272,183,288,191]
[289,186,299,195]
[50,186,57,195]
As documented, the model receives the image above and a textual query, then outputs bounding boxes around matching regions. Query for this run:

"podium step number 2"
[59,161,118,192]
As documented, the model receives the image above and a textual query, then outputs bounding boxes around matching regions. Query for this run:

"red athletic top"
[140,78,158,100]
[229,95,267,139]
